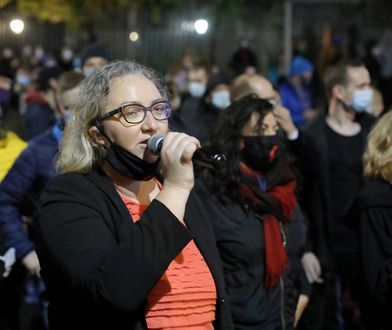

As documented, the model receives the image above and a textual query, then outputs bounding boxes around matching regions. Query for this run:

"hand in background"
[273,105,297,136]
[22,250,41,278]
[301,252,323,284]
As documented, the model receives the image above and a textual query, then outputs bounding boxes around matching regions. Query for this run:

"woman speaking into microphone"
[35,60,233,330]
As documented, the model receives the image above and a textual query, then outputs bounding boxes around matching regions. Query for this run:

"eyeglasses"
[98,100,172,124]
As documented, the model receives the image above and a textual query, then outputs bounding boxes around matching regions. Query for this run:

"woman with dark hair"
[197,94,297,329]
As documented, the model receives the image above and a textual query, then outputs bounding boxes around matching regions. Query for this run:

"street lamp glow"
[194,19,208,34]
[10,19,24,34]
[129,32,139,42]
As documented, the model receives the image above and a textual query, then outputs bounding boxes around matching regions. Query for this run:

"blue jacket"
[278,80,312,127]
[0,127,59,259]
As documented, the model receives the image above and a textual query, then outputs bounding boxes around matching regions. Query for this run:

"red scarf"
[239,163,297,290]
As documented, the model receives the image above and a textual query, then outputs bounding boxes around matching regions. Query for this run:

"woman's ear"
[88,125,107,148]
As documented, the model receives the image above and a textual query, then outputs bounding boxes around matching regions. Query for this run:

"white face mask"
[349,89,374,113]
[211,90,231,109]
[62,50,74,61]
[35,48,44,59]
[188,82,206,98]
[16,75,31,86]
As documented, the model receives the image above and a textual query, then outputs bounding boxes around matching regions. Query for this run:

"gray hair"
[56,60,168,173]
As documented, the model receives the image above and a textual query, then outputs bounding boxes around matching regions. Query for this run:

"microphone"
[147,134,226,170]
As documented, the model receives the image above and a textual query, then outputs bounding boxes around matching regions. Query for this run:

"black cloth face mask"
[99,127,159,181]
[240,135,281,173]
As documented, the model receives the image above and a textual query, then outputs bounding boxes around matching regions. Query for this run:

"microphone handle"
[149,135,226,170]
[192,149,226,170]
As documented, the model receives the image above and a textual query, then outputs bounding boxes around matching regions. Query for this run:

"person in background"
[167,81,188,133]
[298,60,376,330]
[229,38,258,76]
[0,70,85,276]
[179,62,209,129]
[79,42,111,78]
[35,60,232,330]
[231,73,274,102]
[58,46,75,72]
[231,73,318,191]
[13,66,33,117]
[1,47,19,74]
[197,95,297,329]
[0,119,25,330]
[0,63,27,149]
[279,55,317,127]
[170,51,198,95]
[0,121,27,182]
[184,62,209,100]
[185,73,231,143]
[0,71,85,329]
[230,74,313,329]
[0,64,14,120]
[350,111,392,330]
[23,66,62,140]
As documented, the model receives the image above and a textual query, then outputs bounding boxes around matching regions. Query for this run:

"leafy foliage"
[0,0,12,8]
[16,0,282,29]
[17,0,130,28]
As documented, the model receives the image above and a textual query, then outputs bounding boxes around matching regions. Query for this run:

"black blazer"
[35,167,233,330]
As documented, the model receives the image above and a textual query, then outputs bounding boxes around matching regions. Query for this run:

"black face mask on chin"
[98,126,159,181]
[240,135,281,173]
[105,142,160,181]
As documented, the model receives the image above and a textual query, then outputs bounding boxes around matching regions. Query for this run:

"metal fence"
[1,1,391,76]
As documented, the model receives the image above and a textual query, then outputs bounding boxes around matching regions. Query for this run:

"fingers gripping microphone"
[147,134,226,170]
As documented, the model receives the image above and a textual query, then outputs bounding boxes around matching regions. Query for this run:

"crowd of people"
[0,37,390,330]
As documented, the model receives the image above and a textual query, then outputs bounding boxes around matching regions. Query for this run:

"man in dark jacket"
[298,60,376,330]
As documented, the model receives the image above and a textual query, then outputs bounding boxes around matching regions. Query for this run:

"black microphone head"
[147,134,164,155]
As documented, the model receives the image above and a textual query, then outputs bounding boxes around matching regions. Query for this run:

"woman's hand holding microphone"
[153,132,201,223]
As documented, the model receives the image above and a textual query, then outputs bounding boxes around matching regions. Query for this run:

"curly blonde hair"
[56,60,168,173]
[363,111,392,183]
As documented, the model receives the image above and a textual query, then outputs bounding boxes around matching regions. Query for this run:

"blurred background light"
[10,19,24,34]
[181,21,194,32]
[194,19,208,35]
[129,31,139,42]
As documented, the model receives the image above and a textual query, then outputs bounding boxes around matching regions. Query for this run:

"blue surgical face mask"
[349,89,373,113]
[188,82,206,98]
[211,90,231,109]
[353,89,373,113]
[83,67,95,78]
[17,75,31,86]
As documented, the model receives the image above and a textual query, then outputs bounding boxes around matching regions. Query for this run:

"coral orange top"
[118,181,217,329]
